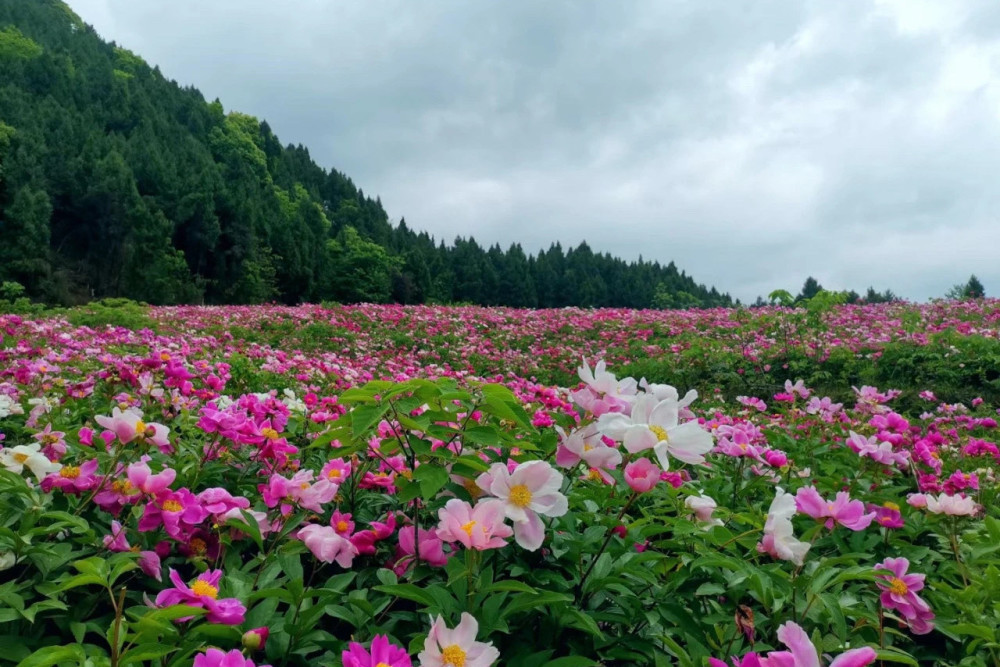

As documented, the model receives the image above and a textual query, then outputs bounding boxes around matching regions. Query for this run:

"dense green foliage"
[0,0,731,309]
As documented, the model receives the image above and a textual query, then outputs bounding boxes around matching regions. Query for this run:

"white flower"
[597,394,713,470]
[759,488,810,566]
[282,389,307,413]
[0,443,62,480]
[0,395,23,418]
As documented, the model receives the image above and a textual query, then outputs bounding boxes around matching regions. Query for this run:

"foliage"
[0,301,999,665]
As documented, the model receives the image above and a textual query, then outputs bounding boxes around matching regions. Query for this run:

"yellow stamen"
[461,520,477,537]
[888,577,908,596]
[327,469,342,479]
[162,499,183,512]
[261,427,279,440]
[441,645,467,667]
[509,484,532,508]
[111,479,136,494]
[191,580,219,599]
[13,453,29,464]
[336,520,350,532]
[883,501,900,511]
[60,466,81,479]
[649,425,669,442]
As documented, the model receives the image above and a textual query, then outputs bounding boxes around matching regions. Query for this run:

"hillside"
[0,0,732,308]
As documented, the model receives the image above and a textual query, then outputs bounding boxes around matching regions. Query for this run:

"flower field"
[1,300,1000,666]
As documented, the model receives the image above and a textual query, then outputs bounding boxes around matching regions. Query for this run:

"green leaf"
[872,649,919,666]
[119,643,178,665]
[542,658,600,667]
[351,403,390,439]
[15,645,86,667]
[373,584,436,608]
[414,464,450,499]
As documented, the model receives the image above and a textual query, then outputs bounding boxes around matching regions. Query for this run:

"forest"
[0,0,732,309]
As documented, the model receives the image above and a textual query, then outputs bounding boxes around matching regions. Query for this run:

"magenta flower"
[795,487,876,531]
[192,648,259,667]
[868,502,904,529]
[41,459,99,494]
[875,557,935,635]
[138,488,209,539]
[624,457,660,493]
[197,487,250,515]
[714,621,875,667]
[154,569,246,624]
[342,634,412,667]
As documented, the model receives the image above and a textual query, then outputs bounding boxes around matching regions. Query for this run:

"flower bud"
[242,627,269,651]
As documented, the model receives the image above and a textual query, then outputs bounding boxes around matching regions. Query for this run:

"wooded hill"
[0,0,732,308]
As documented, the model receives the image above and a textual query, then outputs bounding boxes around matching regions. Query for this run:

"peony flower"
[41,459,99,493]
[298,524,358,567]
[417,613,499,667]
[624,457,660,493]
[795,487,875,531]
[192,648,259,667]
[924,493,980,516]
[685,493,723,529]
[393,525,449,574]
[476,460,567,551]
[868,502,904,529]
[764,621,875,666]
[597,394,713,470]
[342,634,412,667]
[875,557,934,635]
[436,498,513,551]
[242,627,269,651]
[758,488,810,566]
[1,442,61,480]
[154,569,246,624]
[555,423,622,473]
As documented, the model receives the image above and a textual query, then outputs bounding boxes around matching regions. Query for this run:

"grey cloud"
[68,0,1000,301]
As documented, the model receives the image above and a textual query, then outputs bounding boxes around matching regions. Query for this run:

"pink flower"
[846,431,909,468]
[875,557,934,635]
[330,510,355,536]
[138,550,162,581]
[192,648,259,667]
[393,526,449,573]
[417,613,500,667]
[555,424,622,473]
[476,461,567,551]
[436,499,513,551]
[762,621,876,666]
[298,524,358,567]
[127,460,176,495]
[795,487,875,531]
[906,493,928,509]
[197,488,251,515]
[624,457,660,493]
[351,513,397,555]
[154,569,246,625]
[41,459,99,494]
[103,520,131,552]
[868,503,904,529]
[242,627,269,651]
[320,457,352,483]
[685,494,723,529]
[342,634,412,667]
[138,488,209,539]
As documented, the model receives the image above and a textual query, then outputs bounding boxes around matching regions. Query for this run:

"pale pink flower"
[924,493,980,516]
[436,499,513,551]
[476,460,567,551]
[298,524,358,567]
[761,621,876,666]
[554,424,622,473]
[417,613,499,667]
[685,494,723,529]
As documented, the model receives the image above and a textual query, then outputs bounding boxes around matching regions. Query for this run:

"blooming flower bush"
[0,302,999,665]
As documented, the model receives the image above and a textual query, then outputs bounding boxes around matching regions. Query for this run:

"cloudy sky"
[68,0,1000,302]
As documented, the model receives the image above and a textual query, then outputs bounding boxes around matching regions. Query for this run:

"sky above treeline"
[67,0,1000,302]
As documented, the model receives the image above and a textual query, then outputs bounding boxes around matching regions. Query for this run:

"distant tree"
[965,274,985,299]
[796,276,823,303]
[945,275,986,300]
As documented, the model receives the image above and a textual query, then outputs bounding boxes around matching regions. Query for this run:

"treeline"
[0,1,731,309]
